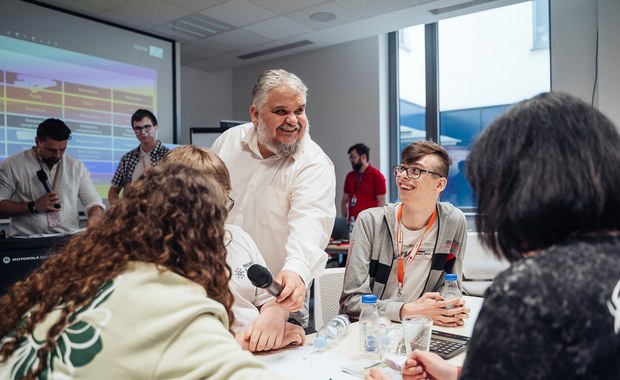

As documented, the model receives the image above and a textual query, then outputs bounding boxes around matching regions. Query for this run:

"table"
[258,295,484,379]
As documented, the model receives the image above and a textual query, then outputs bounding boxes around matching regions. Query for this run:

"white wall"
[550,0,620,129]
[230,36,389,216]
[179,66,232,144]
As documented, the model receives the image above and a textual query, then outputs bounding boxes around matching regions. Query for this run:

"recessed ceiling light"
[309,12,336,22]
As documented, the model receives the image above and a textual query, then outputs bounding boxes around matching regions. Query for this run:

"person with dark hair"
[341,143,387,221]
[211,69,336,327]
[367,92,620,380]
[161,146,305,352]
[0,163,281,379]
[108,109,169,204]
[0,118,104,236]
[341,140,469,325]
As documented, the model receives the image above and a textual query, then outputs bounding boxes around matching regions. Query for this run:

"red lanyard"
[396,204,437,296]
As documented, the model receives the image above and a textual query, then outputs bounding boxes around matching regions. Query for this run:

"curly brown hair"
[0,162,234,377]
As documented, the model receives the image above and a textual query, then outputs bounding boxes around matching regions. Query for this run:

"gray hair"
[251,69,308,110]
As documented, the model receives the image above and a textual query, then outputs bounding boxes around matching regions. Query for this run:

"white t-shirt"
[383,209,438,302]
[225,224,273,332]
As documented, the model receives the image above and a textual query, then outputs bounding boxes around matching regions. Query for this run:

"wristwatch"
[28,201,38,214]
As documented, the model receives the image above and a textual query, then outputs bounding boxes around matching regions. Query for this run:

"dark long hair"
[467,92,620,262]
[0,162,234,377]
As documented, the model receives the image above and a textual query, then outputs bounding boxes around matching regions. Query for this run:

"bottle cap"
[361,294,378,304]
[314,336,327,351]
[445,273,458,281]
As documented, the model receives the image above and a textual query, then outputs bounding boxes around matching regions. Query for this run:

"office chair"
[461,232,510,296]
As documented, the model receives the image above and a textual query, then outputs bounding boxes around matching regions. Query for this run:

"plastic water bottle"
[359,294,380,359]
[440,273,462,309]
[314,314,350,351]
[348,216,355,236]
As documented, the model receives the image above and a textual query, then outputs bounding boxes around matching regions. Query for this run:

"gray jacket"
[340,202,467,322]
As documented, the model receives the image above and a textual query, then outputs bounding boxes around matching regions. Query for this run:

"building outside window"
[396,0,550,211]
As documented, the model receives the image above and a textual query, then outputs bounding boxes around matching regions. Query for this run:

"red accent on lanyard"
[396,204,437,293]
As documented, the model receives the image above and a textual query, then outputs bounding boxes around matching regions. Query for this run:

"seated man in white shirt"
[0,118,104,236]
[211,69,337,327]
[161,145,304,352]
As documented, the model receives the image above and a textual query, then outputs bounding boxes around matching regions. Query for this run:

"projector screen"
[0,0,177,200]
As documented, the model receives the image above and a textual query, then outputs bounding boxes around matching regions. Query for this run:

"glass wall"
[396,0,550,210]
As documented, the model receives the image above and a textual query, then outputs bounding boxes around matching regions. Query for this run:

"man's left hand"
[275,270,306,312]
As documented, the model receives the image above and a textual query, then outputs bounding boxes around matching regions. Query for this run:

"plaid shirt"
[111,140,169,189]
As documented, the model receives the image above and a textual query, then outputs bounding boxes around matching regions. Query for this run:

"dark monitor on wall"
[0,234,74,296]
[220,120,247,129]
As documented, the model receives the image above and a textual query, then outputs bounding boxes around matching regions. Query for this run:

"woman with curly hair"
[161,145,305,352]
[0,162,278,379]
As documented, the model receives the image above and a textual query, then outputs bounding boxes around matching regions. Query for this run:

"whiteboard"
[189,128,224,148]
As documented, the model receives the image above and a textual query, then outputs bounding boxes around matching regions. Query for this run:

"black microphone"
[36,170,61,209]
[247,264,282,296]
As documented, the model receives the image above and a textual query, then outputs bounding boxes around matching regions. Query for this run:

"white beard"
[256,119,306,157]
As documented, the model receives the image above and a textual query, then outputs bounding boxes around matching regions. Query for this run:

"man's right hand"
[400,292,470,327]
[35,191,61,213]
[275,270,306,312]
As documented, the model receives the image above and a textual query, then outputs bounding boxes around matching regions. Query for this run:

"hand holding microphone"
[247,264,306,312]
[36,170,61,209]
[247,264,283,296]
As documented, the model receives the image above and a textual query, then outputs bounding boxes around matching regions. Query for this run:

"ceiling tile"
[41,0,108,16]
[109,0,193,25]
[161,0,229,12]
[67,0,127,11]
[285,2,361,30]
[246,0,326,14]
[198,0,277,28]
[243,16,314,40]
[335,0,414,18]
[206,28,271,50]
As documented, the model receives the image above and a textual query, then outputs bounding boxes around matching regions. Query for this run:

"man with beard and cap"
[0,118,104,236]
[108,109,169,204]
[341,143,386,223]
[211,69,336,327]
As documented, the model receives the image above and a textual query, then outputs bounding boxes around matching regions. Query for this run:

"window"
[394,0,550,210]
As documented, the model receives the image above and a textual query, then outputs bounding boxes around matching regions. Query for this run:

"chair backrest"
[461,232,511,296]
[313,267,346,331]
[462,232,510,281]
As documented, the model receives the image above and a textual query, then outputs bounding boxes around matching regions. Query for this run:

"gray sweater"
[340,202,467,321]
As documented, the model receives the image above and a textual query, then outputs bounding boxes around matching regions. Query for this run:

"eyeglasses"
[133,124,153,134]
[393,165,442,179]
[227,196,235,212]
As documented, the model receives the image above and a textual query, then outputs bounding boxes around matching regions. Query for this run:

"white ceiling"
[38,0,522,73]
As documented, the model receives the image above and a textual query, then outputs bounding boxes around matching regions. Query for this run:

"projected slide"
[1,35,158,198]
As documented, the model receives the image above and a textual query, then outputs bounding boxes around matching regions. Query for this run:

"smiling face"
[251,85,308,158]
[396,154,447,205]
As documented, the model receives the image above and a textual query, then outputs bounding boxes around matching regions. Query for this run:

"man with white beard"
[211,69,336,327]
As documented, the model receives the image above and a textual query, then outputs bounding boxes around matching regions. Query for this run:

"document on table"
[257,345,396,380]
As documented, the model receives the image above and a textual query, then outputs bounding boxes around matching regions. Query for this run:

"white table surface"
[257,295,484,379]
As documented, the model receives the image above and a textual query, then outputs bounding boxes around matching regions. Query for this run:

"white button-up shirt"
[212,123,336,285]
